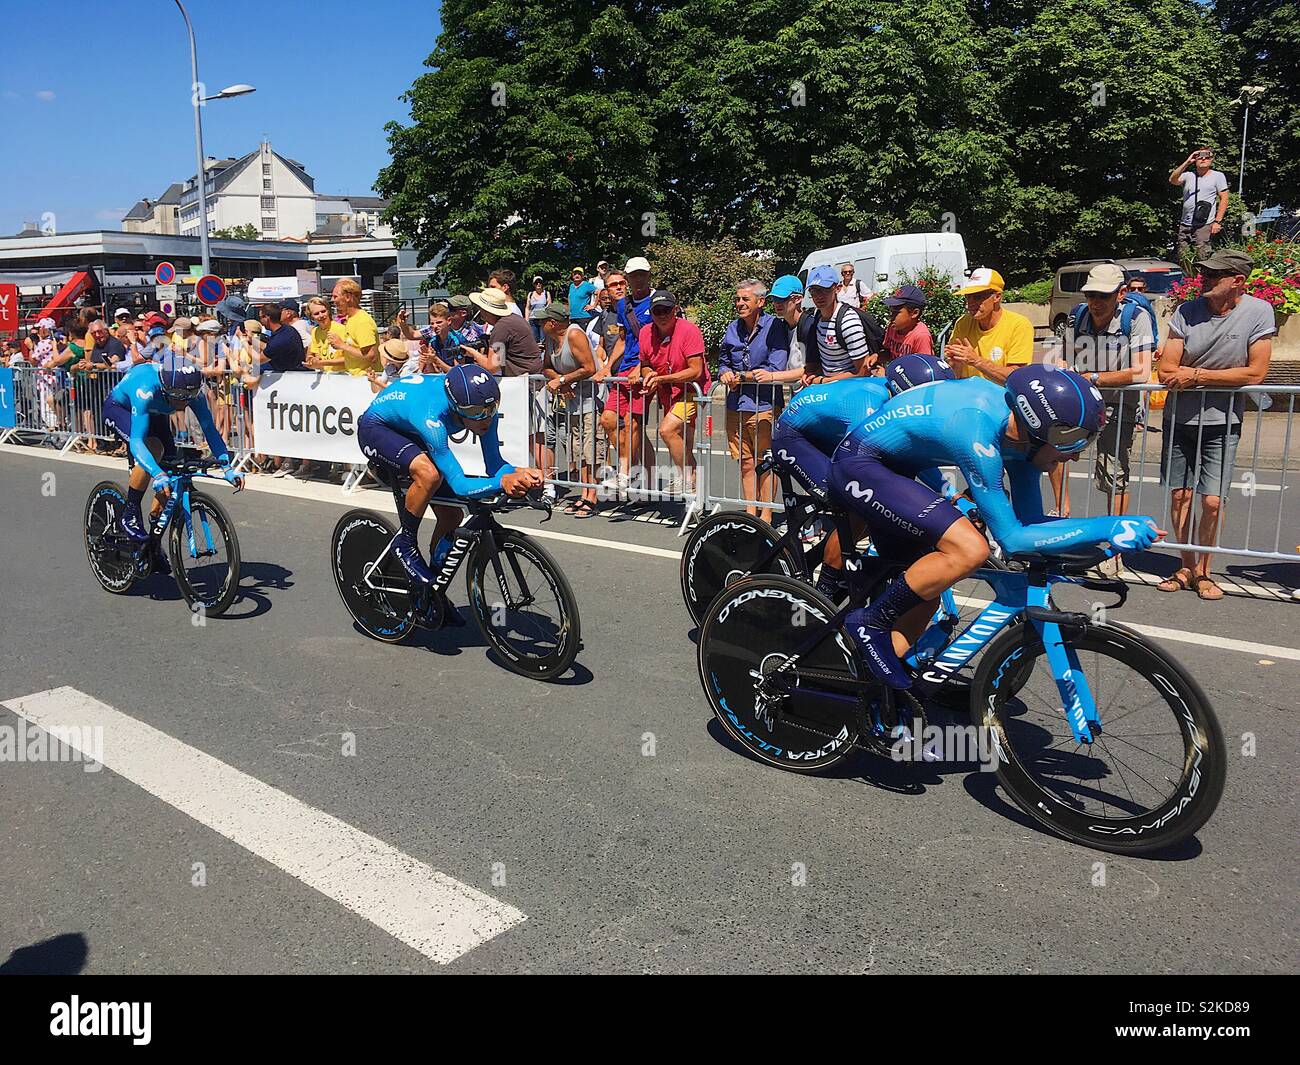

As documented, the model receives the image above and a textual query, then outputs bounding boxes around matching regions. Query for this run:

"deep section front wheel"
[331,510,416,643]
[466,530,580,681]
[84,480,136,594]
[169,490,241,615]
[698,575,862,772]
[971,621,1226,855]
[680,511,802,625]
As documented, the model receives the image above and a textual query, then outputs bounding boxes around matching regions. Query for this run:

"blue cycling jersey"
[775,379,892,453]
[364,373,515,499]
[106,363,230,480]
[839,377,1146,556]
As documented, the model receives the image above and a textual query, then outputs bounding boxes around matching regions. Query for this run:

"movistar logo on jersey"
[973,441,998,458]
[136,388,154,401]
[864,402,931,431]
[844,480,874,501]
[426,418,442,431]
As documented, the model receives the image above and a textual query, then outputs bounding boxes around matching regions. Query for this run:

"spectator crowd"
[2,169,1279,595]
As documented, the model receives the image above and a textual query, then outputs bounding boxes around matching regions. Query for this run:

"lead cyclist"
[827,366,1165,689]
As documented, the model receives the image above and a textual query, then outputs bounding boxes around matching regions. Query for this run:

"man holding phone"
[1169,148,1229,257]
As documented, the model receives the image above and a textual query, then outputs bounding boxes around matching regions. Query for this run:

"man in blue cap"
[881,283,934,363]
[797,263,883,383]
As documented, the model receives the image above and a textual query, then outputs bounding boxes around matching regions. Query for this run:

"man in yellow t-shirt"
[329,278,379,375]
[944,268,1034,383]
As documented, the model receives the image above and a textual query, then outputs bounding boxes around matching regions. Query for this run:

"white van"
[796,233,968,303]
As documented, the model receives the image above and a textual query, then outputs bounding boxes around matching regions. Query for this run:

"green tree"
[1216,0,1300,210]
[377,0,662,290]
[985,0,1239,275]
[211,223,260,240]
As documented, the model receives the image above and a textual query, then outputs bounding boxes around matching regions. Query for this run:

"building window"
[261,196,275,210]
[262,217,277,231]
[262,163,271,176]
[263,179,272,191]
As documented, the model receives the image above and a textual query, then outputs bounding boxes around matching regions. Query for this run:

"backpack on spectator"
[796,303,886,374]
[1070,293,1159,345]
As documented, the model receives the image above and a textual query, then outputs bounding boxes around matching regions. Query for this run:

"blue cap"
[883,284,928,309]
[770,274,804,299]
[807,264,838,290]
[147,326,166,339]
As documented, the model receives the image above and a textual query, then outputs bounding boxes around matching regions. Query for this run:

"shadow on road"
[0,932,88,975]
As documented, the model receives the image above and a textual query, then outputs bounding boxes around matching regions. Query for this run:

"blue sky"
[0,0,441,235]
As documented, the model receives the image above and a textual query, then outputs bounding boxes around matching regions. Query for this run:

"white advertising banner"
[251,372,531,469]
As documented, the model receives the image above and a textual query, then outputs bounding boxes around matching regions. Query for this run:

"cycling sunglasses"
[1040,421,1101,454]
[455,400,498,421]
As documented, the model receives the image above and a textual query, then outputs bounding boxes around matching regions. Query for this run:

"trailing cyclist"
[829,366,1164,689]
[103,357,244,550]
[356,365,544,607]
[770,356,953,603]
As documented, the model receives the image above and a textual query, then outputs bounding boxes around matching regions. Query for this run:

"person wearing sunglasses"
[356,364,543,595]
[823,366,1164,690]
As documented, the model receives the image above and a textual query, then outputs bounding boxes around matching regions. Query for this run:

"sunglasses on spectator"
[650,306,675,317]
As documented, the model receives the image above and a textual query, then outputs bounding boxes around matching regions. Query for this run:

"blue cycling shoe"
[847,609,913,690]
[845,575,926,691]
[393,529,438,585]
[119,503,150,543]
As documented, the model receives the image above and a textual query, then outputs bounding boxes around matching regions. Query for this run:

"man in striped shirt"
[798,264,880,385]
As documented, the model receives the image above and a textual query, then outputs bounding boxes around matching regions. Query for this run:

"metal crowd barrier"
[696,378,1299,566]
[528,373,707,528]
[4,359,1294,567]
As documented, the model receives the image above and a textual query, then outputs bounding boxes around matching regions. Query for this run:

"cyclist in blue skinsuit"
[830,365,1164,689]
[771,356,954,603]
[357,365,543,591]
[104,358,244,544]
[771,376,891,601]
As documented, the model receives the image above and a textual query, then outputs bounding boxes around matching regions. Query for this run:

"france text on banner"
[250,371,530,469]
[0,368,15,429]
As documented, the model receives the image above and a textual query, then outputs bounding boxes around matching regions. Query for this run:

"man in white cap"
[601,255,656,496]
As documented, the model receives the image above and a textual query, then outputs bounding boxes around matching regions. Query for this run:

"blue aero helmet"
[445,363,501,421]
[157,355,204,402]
[1004,365,1106,454]
[885,353,954,396]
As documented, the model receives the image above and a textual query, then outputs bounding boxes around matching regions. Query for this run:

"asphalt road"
[0,446,1296,974]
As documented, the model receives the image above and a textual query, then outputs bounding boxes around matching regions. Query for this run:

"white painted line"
[951,593,1300,661]
[1,686,526,964]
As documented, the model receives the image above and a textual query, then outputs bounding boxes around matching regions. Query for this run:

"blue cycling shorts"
[770,424,831,502]
[357,411,424,476]
[357,411,460,500]
[103,396,176,470]
[829,448,961,565]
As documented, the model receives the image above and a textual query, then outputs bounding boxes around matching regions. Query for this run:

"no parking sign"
[195,275,227,307]
[155,262,176,285]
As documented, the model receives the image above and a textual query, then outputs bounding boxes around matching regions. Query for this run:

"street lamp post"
[1238,85,1266,197]
[173,0,255,276]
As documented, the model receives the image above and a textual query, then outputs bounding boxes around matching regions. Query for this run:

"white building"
[121,141,389,243]
[176,141,317,239]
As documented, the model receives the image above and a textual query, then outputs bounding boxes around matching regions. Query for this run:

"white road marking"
[1,686,526,964]
[950,593,1300,661]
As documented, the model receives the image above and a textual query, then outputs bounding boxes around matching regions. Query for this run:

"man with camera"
[1169,148,1229,257]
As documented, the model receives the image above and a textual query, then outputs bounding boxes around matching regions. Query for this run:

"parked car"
[797,233,969,308]
[1049,257,1183,336]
